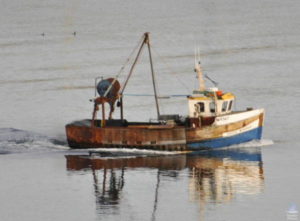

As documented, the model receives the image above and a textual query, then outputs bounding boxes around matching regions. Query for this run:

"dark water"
[1,0,300,220]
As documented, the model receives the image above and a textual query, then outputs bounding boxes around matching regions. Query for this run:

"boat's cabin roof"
[188,88,235,118]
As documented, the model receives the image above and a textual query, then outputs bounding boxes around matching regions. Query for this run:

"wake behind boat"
[65,32,264,151]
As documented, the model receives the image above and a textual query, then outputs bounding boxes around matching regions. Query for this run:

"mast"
[119,34,146,121]
[120,32,161,120]
[194,49,206,91]
[145,32,160,119]
[120,37,146,95]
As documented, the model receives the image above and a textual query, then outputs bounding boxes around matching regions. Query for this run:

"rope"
[123,93,189,97]
[151,45,190,93]
[204,74,219,87]
[103,35,145,97]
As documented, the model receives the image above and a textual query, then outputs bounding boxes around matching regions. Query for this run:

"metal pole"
[91,103,98,127]
[118,33,147,120]
[120,34,147,95]
[101,102,106,127]
[120,97,124,121]
[145,33,160,119]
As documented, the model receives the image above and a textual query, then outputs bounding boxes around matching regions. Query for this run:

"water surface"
[1,0,300,220]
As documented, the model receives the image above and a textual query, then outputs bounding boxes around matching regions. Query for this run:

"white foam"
[0,128,68,154]
[82,148,181,155]
[70,139,274,155]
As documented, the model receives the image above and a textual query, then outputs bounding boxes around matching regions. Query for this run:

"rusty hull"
[66,111,264,151]
[66,122,187,151]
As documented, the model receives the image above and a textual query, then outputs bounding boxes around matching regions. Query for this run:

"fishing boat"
[65,32,264,151]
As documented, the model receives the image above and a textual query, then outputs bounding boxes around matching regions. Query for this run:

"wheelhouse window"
[222,101,228,112]
[197,102,205,112]
[209,101,216,113]
[228,100,233,111]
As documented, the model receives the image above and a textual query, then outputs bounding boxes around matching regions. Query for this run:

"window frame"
[209,101,216,113]
[222,101,228,112]
[197,102,205,112]
[228,100,233,111]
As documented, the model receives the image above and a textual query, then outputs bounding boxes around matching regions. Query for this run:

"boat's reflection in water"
[65,147,264,217]
[188,148,264,204]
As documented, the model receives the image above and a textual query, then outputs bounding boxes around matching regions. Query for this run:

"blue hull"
[187,127,263,150]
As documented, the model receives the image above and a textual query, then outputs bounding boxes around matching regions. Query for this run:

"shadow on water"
[65,147,264,220]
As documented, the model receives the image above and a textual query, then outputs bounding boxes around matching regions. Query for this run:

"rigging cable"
[204,74,219,87]
[151,46,191,93]
[103,35,145,97]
